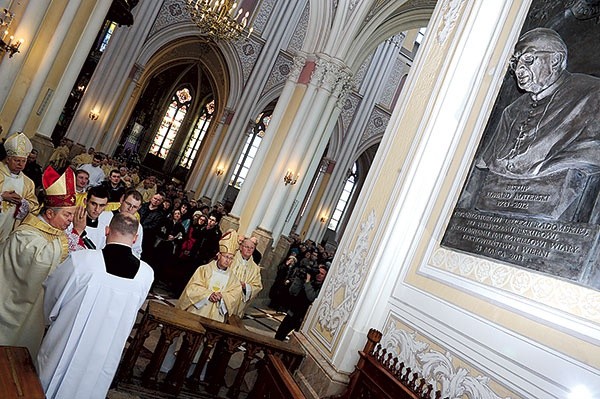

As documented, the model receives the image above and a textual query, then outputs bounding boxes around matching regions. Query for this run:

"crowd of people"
[269,237,334,340]
[0,132,333,397]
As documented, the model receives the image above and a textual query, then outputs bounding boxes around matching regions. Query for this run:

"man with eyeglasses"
[94,189,144,257]
[177,232,242,323]
[477,27,600,178]
[0,132,39,242]
[228,232,263,317]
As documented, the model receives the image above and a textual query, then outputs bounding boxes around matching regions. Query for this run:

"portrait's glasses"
[508,50,556,71]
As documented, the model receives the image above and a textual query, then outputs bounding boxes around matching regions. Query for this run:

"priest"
[37,213,153,399]
[176,232,243,322]
[0,132,39,241]
[0,166,77,357]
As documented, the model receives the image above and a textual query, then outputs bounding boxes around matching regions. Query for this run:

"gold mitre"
[4,132,32,158]
[219,229,239,255]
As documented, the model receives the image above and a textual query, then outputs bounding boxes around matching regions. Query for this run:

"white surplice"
[37,249,153,399]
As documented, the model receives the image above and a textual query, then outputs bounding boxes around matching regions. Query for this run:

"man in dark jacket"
[275,264,328,340]
[139,192,165,266]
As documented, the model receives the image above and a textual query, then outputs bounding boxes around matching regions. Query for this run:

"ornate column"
[0,0,52,114]
[299,34,407,242]
[269,58,352,240]
[234,55,352,242]
[300,158,336,241]
[65,0,163,149]
[10,0,92,133]
[206,0,308,212]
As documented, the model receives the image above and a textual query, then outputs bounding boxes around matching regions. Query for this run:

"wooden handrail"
[249,353,306,399]
[116,300,305,398]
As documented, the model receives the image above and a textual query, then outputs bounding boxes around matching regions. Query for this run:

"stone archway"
[117,38,230,183]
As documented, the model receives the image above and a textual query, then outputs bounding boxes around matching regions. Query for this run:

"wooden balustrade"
[329,328,446,399]
[116,300,305,398]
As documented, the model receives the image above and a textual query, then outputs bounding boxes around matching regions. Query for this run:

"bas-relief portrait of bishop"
[442,0,600,290]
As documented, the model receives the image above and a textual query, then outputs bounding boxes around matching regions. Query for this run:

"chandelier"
[0,6,23,58]
[186,0,253,42]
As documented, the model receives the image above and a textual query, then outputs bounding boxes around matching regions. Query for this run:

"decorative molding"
[365,0,389,22]
[353,52,373,89]
[429,247,600,322]
[322,61,343,92]
[131,63,145,83]
[381,319,510,399]
[437,0,467,45]
[261,53,294,96]
[315,210,377,342]
[310,57,354,103]
[232,37,264,86]
[253,0,276,34]
[149,0,189,38]
[289,54,307,83]
[359,106,390,146]
[378,54,409,110]
[340,92,361,134]
[311,58,328,88]
[288,3,309,53]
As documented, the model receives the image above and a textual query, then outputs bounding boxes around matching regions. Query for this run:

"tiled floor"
[107,283,290,399]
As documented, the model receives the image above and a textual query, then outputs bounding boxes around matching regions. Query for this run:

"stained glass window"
[229,111,271,189]
[179,100,214,169]
[99,22,117,53]
[149,87,192,159]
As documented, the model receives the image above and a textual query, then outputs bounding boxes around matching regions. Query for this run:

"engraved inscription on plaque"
[443,209,600,281]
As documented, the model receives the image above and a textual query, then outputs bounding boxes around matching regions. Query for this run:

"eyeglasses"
[123,200,140,210]
[508,50,556,71]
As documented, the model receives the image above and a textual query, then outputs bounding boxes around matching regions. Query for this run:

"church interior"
[0,0,599,398]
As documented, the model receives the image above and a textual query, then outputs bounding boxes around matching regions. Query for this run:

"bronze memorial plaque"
[442,0,600,289]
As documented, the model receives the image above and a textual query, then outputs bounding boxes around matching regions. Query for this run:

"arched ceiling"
[305,0,437,72]
[141,37,229,109]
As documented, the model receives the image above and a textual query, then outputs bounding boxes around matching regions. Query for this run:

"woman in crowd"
[154,208,186,281]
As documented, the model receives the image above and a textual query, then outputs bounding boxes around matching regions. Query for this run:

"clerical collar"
[105,242,132,249]
[530,72,568,101]
[86,216,98,228]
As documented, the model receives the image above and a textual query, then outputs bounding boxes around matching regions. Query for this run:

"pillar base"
[250,227,280,308]
[30,133,55,166]
[220,214,240,233]
[198,195,212,205]
[293,332,350,398]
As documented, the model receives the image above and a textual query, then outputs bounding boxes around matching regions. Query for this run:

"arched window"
[179,100,214,169]
[149,87,192,159]
[229,111,271,189]
[98,21,118,52]
[328,163,357,231]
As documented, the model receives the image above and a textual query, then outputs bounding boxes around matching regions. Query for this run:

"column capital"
[320,157,336,174]
[311,55,354,97]
[289,53,308,83]
[131,63,145,83]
